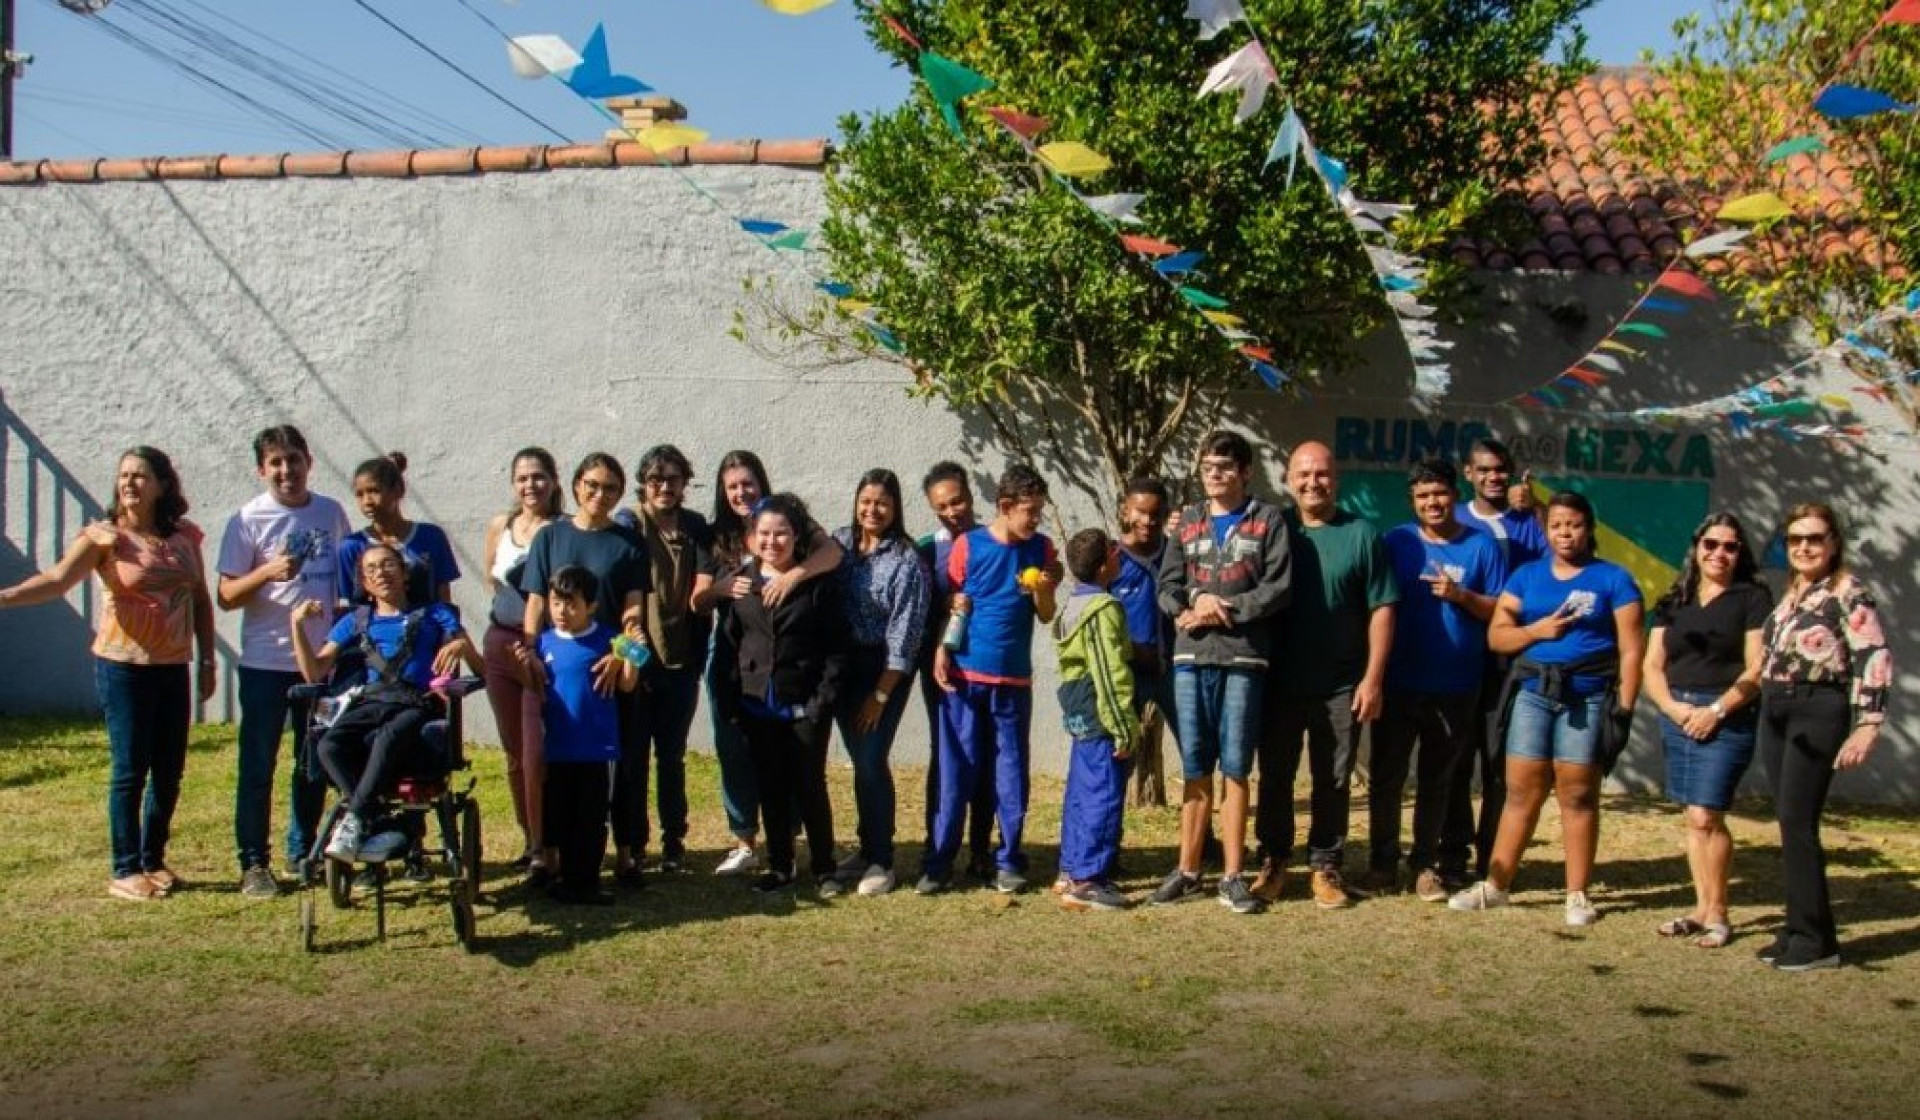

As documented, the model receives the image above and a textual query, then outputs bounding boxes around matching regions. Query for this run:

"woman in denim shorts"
[1449,492,1643,927]
[1642,514,1769,949]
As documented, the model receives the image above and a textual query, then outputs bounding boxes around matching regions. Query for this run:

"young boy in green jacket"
[1053,528,1141,911]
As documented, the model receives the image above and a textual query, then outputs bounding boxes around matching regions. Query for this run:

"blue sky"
[9,0,1702,159]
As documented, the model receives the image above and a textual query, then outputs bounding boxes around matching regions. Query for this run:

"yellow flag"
[763,0,835,11]
[1820,394,1854,409]
[631,123,709,152]
[1718,192,1793,223]
[1597,340,1642,356]
[1036,141,1112,177]
[1202,309,1246,328]
[837,299,874,315]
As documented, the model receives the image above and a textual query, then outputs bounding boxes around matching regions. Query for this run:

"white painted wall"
[1,163,1913,803]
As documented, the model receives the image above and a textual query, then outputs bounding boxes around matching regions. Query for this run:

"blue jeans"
[618,663,700,857]
[1506,688,1605,766]
[96,659,191,878]
[234,666,324,871]
[1660,687,1758,811]
[833,646,913,869]
[706,635,760,840]
[926,680,1032,877]
[1173,666,1262,780]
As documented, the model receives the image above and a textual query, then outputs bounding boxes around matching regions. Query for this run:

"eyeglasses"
[1198,459,1240,477]
[1698,539,1741,555]
[578,478,621,495]
[643,474,685,488]
[1786,532,1830,547]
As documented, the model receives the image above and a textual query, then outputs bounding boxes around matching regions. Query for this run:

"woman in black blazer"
[721,493,848,897]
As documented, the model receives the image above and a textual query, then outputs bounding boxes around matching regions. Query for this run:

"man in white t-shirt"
[216,425,351,898]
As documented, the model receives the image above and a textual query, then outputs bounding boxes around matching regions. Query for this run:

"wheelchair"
[290,666,486,953]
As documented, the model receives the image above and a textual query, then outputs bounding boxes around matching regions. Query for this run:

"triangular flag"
[1263,104,1306,182]
[1315,152,1349,194]
[765,229,810,251]
[1119,234,1179,257]
[1764,135,1827,163]
[866,323,905,354]
[1582,353,1624,374]
[920,52,994,138]
[762,0,835,12]
[1813,84,1913,119]
[1178,287,1230,310]
[1202,309,1246,328]
[1684,229,1752,258]
[1156,250,1207,276]
[1082,193,1147,224]
[1719,192,1793,223]
[1184,0,1247,40]
[739,219,788,236]
[837,298,873,314]
[507,35,584,79]
[1886,0,1920,23]
[1617,322,1670,339]
[1381,275,1421,292]
[1350,200,1414,221]
[1240,345,1273,362]
[1249,359,1288,389]
[985,106,1049,142]
[816,281,852,298]
[1563,368,1608,387]
[1199,41,1276,123]
[1654,271,1716,300]
[564,24,652,99]
[1036,141,1112,177]
[1820,393,1855,409]
[631,123,708,152]
[1597,340,1643,356]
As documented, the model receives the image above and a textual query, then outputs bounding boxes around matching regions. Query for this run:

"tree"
[739,0,1592,505]
[1624,0,1920,426]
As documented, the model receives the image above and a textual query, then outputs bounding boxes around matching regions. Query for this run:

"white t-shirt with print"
[217,490,352,671]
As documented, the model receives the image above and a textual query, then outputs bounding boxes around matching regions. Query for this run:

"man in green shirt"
[1252,441,1398,908]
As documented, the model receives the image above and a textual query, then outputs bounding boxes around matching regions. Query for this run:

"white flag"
[1199,41,1276,123]
[1184,0,1247,40]
[507,34,584,78]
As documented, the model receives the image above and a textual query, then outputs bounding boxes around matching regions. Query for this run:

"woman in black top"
[719,493,848,898]
[1642,513,1770,949]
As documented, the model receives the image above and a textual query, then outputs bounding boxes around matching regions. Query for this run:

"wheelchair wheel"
[325,857,354,910]
[450,879,478,953]
[298,894,316,954]
[460,799,482,892]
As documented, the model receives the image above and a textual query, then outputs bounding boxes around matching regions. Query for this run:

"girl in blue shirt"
[1450,491,1644,928]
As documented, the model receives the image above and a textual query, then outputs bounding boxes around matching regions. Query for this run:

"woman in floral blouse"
[1757,502,1891,972]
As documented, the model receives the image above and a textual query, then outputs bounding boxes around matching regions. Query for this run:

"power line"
[344,0,571,144]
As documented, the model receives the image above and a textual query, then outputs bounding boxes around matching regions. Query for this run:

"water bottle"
[940,593,971,652]
[612,633,653,669]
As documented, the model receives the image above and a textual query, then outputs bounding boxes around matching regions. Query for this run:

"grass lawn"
[1,714,1917,1119]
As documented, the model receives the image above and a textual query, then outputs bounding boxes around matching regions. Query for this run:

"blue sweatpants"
[1059,734,1130,883]
[926,679,1031,877]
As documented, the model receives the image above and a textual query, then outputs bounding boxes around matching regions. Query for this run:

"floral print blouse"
[1760,575,1891,725]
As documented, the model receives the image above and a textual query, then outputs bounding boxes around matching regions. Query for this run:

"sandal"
[109,874,159,901]
[1657,916,1705,938]
[1695,922,1733,949]
[145,867,182,895]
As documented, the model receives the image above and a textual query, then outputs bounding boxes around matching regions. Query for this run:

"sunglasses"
[1698,538,1741,555]
[1786,532,1830,547]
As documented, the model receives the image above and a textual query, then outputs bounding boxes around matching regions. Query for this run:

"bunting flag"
[762,0,836,12]
[1718,192,1794,223]
[564,24,652,99]
[506,34,583,78]
[1263,104,1307,183]
[1764,135,1827,163]
[1184,0,1248,40]
[985,106,1049,142]
[1812,83,1913,119]
[633,123,708,152]
[1198,41,1277,123]
[739,219,788,236]
[919,52,995,138]
[1155,250,1207,275]
[1887,0,1920,22]
[1684,228,1752,258]
[1080,193,1147,224]
[1036,141,1112,177]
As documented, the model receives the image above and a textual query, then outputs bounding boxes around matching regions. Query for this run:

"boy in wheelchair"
[291,544,482,862]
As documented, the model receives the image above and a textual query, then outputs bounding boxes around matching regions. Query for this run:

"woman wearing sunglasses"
[1642,514,1770,949]
[1754,503,1891,972]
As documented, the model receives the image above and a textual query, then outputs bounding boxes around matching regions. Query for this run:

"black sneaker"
[403,854,433,883]
[1756,939,1788,966]
[239,865,280,899]
[1772,949,1841,973]
[915,872,953,896]
[1149,869,1204,906]
[1218,873,1266,915]
[817,875,846,899]
[751,871,794,895]
[994,870,1028,895]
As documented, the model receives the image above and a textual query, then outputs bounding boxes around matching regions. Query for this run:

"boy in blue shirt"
[1053,529,1140,912]
[524,566,639,906]
[922,464,1060,895]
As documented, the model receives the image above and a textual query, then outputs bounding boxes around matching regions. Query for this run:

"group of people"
[0,425,1892,971]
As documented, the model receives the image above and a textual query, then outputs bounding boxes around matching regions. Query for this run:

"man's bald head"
[1286,440,1338,522]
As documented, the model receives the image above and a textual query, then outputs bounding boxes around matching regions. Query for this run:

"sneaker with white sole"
[856,865,896,897]
[994,870,1028,895]
[716,844,758,876]
[1060,880,1130,912]
[1149,868,1205,906]
[1448,881,1511,911]
[1310,869,1355,910]
[1218,873,1266,915]
[324,812,365,862]
[239,864,280,899]
[1565,890,1599,927]
[817,875,846,899]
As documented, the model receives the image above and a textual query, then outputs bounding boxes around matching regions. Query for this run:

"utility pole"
[1,0,23,161]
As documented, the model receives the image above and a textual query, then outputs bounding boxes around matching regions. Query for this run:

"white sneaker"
[325,811,364,862]
[1447,881,1510,911]
[715,844,758,876]
[856,865,896,897]
[1565,890,1599,927]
